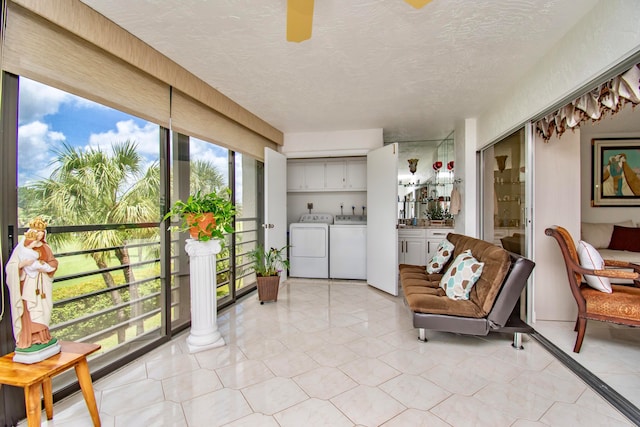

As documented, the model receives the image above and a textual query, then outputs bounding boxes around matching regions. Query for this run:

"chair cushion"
[582,285,640,322]
[440,250,484,300]
[608,225,640,252]
[577,240,612,293]
[426,239,454,273]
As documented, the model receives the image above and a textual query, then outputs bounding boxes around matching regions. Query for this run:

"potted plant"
[163,189,236,241]
[426,202,452,226]
[247,245,289,304]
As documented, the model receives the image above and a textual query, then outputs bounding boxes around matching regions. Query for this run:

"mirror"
[395,134,454,223]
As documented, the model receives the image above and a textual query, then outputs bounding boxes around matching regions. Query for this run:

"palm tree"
[190,159,227,195]
[38,141,159,343]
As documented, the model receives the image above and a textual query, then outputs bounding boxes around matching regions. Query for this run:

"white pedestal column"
[184,238,226,353]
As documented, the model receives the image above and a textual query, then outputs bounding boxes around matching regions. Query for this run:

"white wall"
[476,0,640,149]
[533,130,581,321]
[580,106,640,224]
[453,118,478,236]
[281,128,383,158]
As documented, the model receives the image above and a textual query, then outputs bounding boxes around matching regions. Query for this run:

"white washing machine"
[330,215,367,280]
[289,213,333,278]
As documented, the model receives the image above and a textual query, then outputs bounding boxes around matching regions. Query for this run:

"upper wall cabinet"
[287,157,366,192]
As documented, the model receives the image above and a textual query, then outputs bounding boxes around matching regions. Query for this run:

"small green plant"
[426,203,451,221]
[162,190,236,241]
[247,245,289,277]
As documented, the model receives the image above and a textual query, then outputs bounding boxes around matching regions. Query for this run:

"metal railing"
[33,218,259,352]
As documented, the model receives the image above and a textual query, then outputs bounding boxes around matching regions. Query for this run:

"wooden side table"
[0,341,101,427]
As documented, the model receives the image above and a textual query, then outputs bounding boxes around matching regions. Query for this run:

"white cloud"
[18,79,72,124]
[87,120,160,158]
[190,140,229,185]
[17,121,62,185]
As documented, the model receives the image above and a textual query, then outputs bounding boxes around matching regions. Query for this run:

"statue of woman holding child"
[5,216,61,362]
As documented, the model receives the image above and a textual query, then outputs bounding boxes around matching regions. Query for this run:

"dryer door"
[289,224,329,278]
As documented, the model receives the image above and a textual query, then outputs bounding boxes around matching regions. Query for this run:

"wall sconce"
[432,161,442,171]
[408,158,419,174]
[495,155,508,172]
[447,161,454,171]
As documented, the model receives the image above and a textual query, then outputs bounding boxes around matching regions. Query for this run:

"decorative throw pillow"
[608,225,640,252]
[426,239,454,274]
[439,250,484,300]
[576,240,612,293]
[581,220,633,248]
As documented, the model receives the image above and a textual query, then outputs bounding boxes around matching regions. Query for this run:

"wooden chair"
[545,226,640,352]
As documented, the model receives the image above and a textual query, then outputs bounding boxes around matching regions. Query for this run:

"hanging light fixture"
[408,158,419,174]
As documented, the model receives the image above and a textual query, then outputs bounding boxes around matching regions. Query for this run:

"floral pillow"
[426,239,454,274]
[439,250,484,300]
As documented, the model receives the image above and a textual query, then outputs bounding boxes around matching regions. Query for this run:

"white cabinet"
[304,162,325,190]
[286,161,325,191]
[426,228,453,260]
[287,158,367,192]
[325,160,347,190]
[398,228,453,265]
[398,229,426,265]
[346,159,366,190]
[287,162,306,190]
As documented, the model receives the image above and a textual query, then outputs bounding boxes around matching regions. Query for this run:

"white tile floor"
[22,279,635,426]
[534,319,640,409]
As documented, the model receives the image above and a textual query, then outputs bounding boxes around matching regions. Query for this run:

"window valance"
[536,64,640,141]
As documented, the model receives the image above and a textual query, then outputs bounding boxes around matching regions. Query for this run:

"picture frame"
[592,138,640,207]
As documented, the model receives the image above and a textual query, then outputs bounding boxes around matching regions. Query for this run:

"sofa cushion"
[597,248,640,263]
[577,240,612,293]
[608,225,640,252]
[404,292,485,318]
[581,220,634,249]
[447,233,511,316]
[426,239,454,274]
[440,250,484,300]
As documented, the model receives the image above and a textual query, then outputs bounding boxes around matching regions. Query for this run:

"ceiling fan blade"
[287,0,314,42]
[404,0,433,8]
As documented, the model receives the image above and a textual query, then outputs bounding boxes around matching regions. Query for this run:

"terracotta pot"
[186,212,216,239]
[257,275,280,304]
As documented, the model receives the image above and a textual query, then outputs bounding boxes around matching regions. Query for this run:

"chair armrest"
[604,259,640,273]
[576,265,640,281]
[602,260,640,287]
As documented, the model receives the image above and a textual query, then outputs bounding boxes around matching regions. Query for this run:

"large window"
[14,77,165,382]
[167,136,261,310]
[4,75,263,400]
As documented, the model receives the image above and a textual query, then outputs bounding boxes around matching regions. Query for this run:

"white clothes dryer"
[289,213,334,278]
[330,215,367,280]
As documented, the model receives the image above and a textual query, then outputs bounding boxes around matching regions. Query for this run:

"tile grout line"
[530,331,640,425]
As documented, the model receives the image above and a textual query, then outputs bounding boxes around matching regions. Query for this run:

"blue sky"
[17,77,229,187]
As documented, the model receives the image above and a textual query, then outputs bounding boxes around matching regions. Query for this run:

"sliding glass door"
[480,127,532,320]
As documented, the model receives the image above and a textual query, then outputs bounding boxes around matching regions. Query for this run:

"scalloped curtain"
[536,63,640,141]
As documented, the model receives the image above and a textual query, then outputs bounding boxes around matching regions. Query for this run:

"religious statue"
[5,216,61,363]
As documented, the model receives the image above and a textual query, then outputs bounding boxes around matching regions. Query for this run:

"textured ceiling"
[79,0,598,143]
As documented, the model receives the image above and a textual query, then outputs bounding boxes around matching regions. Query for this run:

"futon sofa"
[400,233,534,346]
